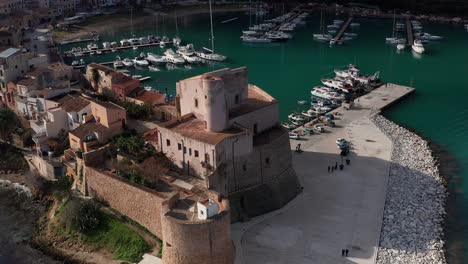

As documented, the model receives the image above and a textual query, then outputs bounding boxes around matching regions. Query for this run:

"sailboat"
[195,0,227,61]
[173,10,182,47]
[313,11,332,42]
[386,10,398,43]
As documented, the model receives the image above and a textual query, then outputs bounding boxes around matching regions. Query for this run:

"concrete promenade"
[232,84,414,264]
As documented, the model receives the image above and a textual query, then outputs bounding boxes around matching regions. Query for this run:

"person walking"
[345,249,349,257]
[341,249,345,256]
[331,166,334,172]
[328,166,330,172]
[335,162,338,169]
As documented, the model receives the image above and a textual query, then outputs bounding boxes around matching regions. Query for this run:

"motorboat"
[241,36,272,43]
[139,37,149,45]
[146,53,167,65]
[350,23,360,27]
[265,31,291,42]
[164,49,185,64]
[133,46,138,50]
[327,24,340,29]
[181,53,201,64]
[160,42,166,48]
[122,58,134,67]
[148,66,160,72]
[133,57,149,67]
[344,32,357,37]
[334,19,344,24]
[120,39,130,46]
[350,71,380,85]
[176,44,201,63]
[301,109,317,118]
[96,50,102,55]
[311,87,345,100]
[173,36,182,47]
[314,34,332,42]
[281,122,297,130]
[132,75,143,79]
[397,43,406,51]
[242,30,262,36]
[113,57,124,68]
[129,38,141,46]
[102,42,111,49]
[297,100,307,105]
[288,114,307,123]
[87,43,98,50]
[110,42,118,48]
[321,78,353,92]
[412,39,425,54]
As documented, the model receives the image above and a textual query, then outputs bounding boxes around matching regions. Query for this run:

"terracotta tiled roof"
[69,121,108,139]
[56,95,90,113]
[229,85,277,119]
[134,90,165,105]
[86,97,125,110]
[16,78,35,86]
[161,113,246,145]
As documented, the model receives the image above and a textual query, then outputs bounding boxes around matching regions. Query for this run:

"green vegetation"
[114,134,145,157]
[0,143,28,172]
[82,213,150,262]
[123,102,153,120]
[55,197,150,262]
[0,108,18,141]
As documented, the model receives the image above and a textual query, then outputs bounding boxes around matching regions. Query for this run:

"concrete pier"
[333,17,354,44]
[232,84,415,264]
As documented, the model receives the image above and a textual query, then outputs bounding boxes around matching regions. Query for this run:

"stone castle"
[77,67,301,264]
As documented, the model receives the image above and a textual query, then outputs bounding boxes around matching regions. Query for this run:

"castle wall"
[161,201,233,264]
[229,101,279,136]
[85,167,175,237]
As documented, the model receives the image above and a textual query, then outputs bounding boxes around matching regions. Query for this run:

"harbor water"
[61,11,468,263]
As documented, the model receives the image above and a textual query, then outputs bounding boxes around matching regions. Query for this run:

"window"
[242,164,247,172]
[194,150,199,157]
[194,98,198,108]
[183,147,187,154]
[178,143,181,150]
[189,148,192,156]
[235,94,239,104]
[265,157,270,164]
[166,139,171,146]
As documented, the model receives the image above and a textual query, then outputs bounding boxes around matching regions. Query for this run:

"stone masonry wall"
[85,167,175,238]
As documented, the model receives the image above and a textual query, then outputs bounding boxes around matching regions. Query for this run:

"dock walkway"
[332,16,353,44]
[406,19,414,46]
[232,84,415,264]
[64,41,173,57]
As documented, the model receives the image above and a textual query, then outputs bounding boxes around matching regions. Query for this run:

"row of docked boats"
[313,17,359,45]
[111,44,221,68]
[240,12,308,43]
[282,65,381,130]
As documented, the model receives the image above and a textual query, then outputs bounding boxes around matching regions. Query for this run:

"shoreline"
[370,113,447,264]
[54,5,248,42]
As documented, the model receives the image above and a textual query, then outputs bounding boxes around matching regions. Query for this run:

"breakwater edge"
[370,114,447,264]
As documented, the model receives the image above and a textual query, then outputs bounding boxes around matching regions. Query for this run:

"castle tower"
[201,75,228,132]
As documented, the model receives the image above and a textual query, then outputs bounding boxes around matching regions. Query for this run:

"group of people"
[341,248,350,257]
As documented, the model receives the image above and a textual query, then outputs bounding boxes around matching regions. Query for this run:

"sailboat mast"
[209,0,215,52]
[130,7,133,37]
[392,10,396,38]
[249,0,252,27]
[175,10,179,36]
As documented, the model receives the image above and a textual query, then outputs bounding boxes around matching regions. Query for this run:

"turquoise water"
[63,12,468,262]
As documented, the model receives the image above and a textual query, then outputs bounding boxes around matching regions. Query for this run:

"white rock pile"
[371,114,447,264]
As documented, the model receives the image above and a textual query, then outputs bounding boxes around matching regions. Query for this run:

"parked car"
[289,132,300,140]
[313,126,324,133]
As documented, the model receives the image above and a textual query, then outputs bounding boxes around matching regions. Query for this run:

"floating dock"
[332,16,353,44]
[64,41,173,57]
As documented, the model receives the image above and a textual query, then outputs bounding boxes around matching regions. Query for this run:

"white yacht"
[122,58,134,67]
[173,36,182,47]
[177,44,201,63]
[159,42,166,48]
[311,87,345,100]
[129,38,141,46]
[164,49,185,64]
[113,58,124,68]
[417,32,443,41]
[397,43,406,51]
[412,39,425,54]
[102,42,111,49]
[133,57,149,67]
[120,39,130,47]
[87,43,98,50]
[265,31,291,42]
[146,53,167,65]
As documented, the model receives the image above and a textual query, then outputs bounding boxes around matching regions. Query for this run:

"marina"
[331,16,354,44]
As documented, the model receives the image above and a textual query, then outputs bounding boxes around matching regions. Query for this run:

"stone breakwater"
[370,114,447,264]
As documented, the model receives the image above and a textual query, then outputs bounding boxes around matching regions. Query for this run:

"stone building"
[155,67,301,221]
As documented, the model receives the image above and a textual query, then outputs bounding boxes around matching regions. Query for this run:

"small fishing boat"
[148,66,160,72]
[96,50,102,55]
[133,57,149,67]
[297,100,307,105]
[412,39,425,54]
[122,58,134,67]
[281,122,297,130]
[397,43,406,51]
